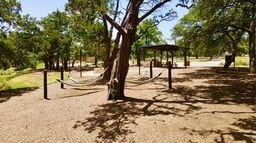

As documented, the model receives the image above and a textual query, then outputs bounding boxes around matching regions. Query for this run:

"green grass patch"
[0,69,69,90]
[235,56,249,66]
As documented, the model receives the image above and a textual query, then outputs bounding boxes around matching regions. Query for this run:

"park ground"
[0,60,256,143]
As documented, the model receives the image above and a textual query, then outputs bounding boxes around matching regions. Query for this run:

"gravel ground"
[0,65,255,143]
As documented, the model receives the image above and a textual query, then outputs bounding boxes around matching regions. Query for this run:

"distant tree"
[41,11,71,70]
[132,19,165,65]
[0,0,21,69]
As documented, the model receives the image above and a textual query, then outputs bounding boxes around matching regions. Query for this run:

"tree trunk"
[64,59,68,70]
[103,33,121,81]
[108,36,133,100]
[249,22,256,74]
[56,55,60,71]
[107,1,140,100]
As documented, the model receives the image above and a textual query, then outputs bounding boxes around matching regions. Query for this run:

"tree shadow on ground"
[175,67,256,105]
[73,67,256,142]
[0,87,38,103]
[173,67,256,142]
[182,116,256,143]
[72,94,203,143]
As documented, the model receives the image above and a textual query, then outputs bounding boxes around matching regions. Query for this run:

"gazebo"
[141,44,180,67]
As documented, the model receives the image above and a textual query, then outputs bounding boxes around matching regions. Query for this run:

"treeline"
[172,0,256,72]
[0,0,167,71]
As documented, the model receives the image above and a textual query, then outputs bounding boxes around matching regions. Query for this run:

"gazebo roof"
[141,44,180,51]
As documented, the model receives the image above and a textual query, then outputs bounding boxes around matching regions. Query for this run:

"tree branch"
[138,0,171,23]
[102,13,126,35]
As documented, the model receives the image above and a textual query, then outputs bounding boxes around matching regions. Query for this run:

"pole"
[150,60,153,78]
[171,52,174,67]
[168,61,172,89]
[44,70,48,99]
[61,66,64,89]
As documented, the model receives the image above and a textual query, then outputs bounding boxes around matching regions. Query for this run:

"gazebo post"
[153,50,156,67]
[160,51,163,66]
[171,51,174,67]
[168,61,172,89]
[166,51,169,64]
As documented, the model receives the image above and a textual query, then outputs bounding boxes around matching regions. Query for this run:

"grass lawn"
[0,66,69,90]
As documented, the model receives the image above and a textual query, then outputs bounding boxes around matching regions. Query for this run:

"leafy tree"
[41,10,71,70]
[0,0,21,69]
[132,19,165,65]
[172,0,256,72]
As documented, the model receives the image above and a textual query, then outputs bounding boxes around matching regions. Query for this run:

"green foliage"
[172,0,256,60]
[132,19,165,60]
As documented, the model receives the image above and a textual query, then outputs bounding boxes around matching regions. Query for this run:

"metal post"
[44,70,48,99]
[168,61,172,89]
[61,66,64,89]
[150,61,153,78]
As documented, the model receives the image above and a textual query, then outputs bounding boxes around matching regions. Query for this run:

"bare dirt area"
[0,66,255,143]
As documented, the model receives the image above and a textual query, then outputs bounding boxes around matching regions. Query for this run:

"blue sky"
[19,0,188,43]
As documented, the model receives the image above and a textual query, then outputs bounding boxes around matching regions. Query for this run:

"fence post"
[150,60,153,78]
[44,70,48,99]
[61,66,64,89]
[168,61,172,89]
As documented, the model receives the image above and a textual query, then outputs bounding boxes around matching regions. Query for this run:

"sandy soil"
[0,66,255,143]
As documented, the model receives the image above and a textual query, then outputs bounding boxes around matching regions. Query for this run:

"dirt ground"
[0,65,255,143]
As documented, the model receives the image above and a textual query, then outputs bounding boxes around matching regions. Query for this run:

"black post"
[171,52,174,67]
[61,66,64,89]
[168,61,172,89]
[44,70,48,99]
[150,60,153,78]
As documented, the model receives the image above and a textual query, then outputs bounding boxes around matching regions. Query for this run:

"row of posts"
[43,67,64,99]
[44,61,172,99]
[149,61,172,89]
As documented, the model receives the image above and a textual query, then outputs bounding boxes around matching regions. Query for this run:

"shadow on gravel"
[182,116,256,143]
[73,67,256,142]
[0,87,38,103]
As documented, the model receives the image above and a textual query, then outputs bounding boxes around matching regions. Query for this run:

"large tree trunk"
[107,2,140,100]
[249,22,256,74]
[108,35,133,100]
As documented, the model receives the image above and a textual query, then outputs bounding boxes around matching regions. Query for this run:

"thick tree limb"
[230,24,251,33]
[102,14,126,35]
[138,0,171,23]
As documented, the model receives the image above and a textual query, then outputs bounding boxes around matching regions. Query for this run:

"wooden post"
[171,52,174,67]
[150,61,153,78]
[61,66,64,89]
[153,50,156,67]
[166,51,169,64]
[160,51,163,66]
[168,61,172,89]
[44,70,48,99]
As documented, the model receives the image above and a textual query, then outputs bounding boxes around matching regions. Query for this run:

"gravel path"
[0,66,255,143]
